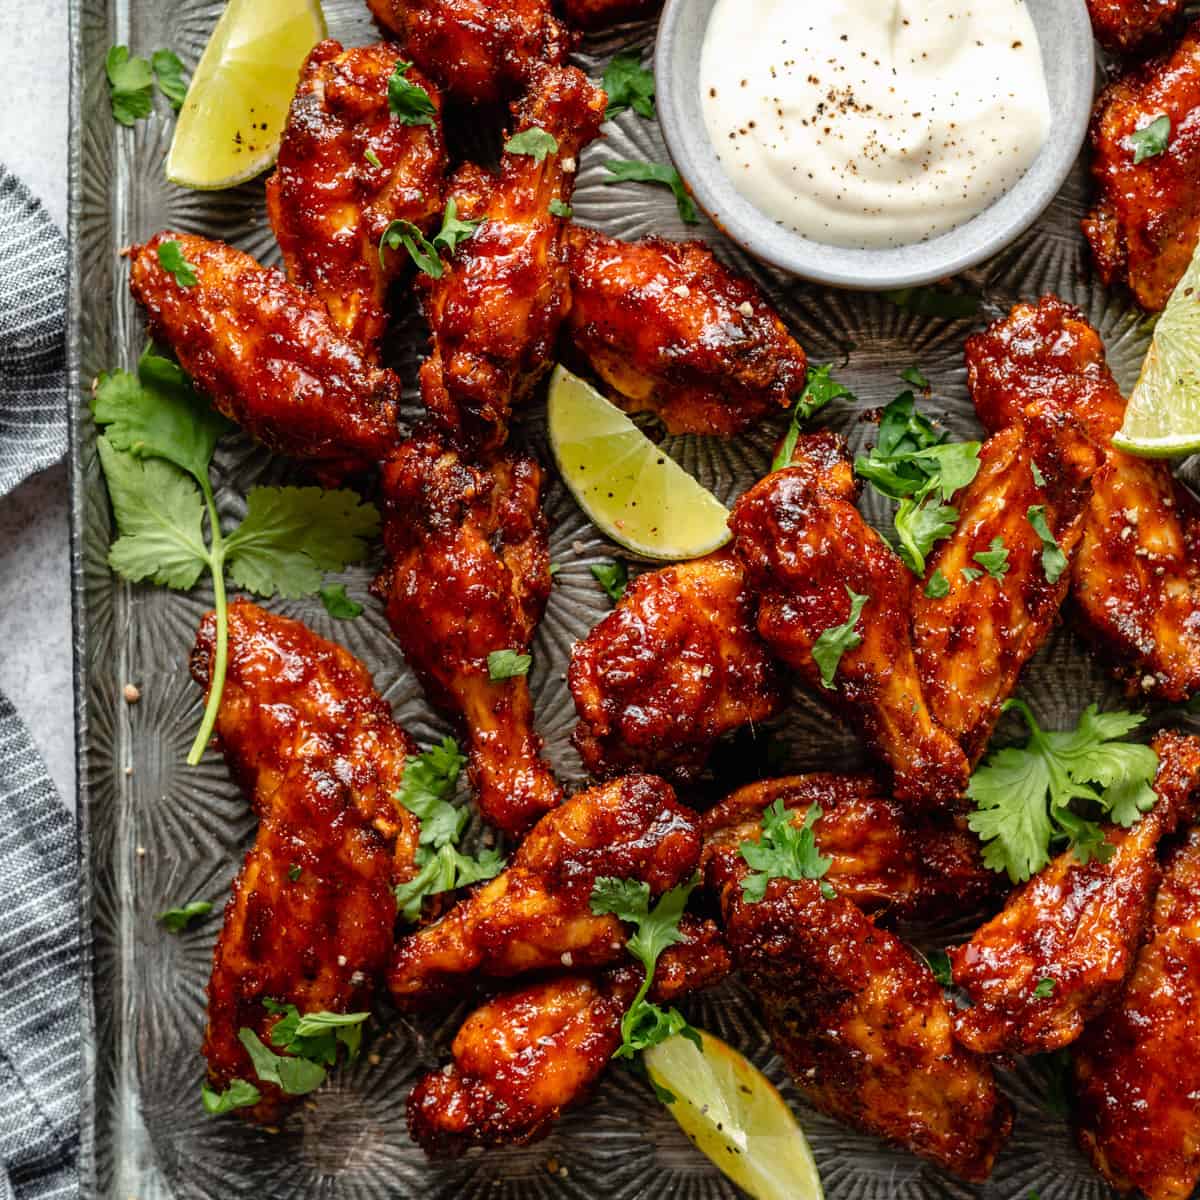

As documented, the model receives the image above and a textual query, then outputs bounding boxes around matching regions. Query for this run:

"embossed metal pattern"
[68,2,1197,1197]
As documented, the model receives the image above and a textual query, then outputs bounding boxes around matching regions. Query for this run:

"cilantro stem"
[186,479,227,766]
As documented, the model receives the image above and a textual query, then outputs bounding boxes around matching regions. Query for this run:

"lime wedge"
[644,1030,824,1200]
[1115,241,1200,457]
[547,366,731,559]
[165,0,326,190]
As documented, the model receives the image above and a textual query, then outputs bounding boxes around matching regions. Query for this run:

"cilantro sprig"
[590,874,702,1058]
[91,346,380,765]
[603,49,655,121]
[393,738,505,922]
[379,198,483,278]
[157,900,212,933]
[487,649,531,680]
[812,587,868,690]
[504,127,559,163]
[739,799,834,903]
[603,160,698,224]
[967,700,1159,883]
[591,560,628,604]
[387,61,436,126]
[106,44,189,125]
[1131,114,1171,164]
[772,364,855,471]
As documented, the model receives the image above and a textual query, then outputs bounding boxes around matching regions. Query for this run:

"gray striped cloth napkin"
[0,165,79,1199]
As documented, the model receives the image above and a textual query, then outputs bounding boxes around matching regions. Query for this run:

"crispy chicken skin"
[266,41,447,357]
[707,840,1011,1182]
[568,552,783,782]
[1087,0,1184,52]
[701,775,998,922]
[1084,22,1200,312]
[387,775,701,1006]
[373,435,560,840]
[418,65,605,450]
[190,601,418,1123]
[407,918,730,1155]
[730,431,969,810]
[1075,826,1200,1200]
[912,422,1102,763]
[969,296,1200,702]
[564,228,808,436]
[366,0,569,106]
[127,232,402,469]
[557,0,661,28]
[951,732,1200,1058]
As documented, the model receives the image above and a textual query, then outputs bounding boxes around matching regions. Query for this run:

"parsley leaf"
[591,560,628,604]
[157,900,212,933]
[151,49,188,110]
[772,364,855,471]
[603,49,655,120]
[156,239,198,287]
[603,159,699,224]
[885,286,980,319]
[967,700,1159,882]
[201,1078,260,1115]
[387,61,436,126]
[590,873,701,1058]
[973,537,1010,581]
[924,949,953,987]
[812,587,868,690]
[106,45,154,126]
[238,1028,327,1095]
[739,799,833,903]
[319,583,363,620]
[1033,977,1056,999]
[925,569,950,599]
[504,127,559,163]
[487,649,532,680]
[1131,114,1171,164]
[1027,505,1068,584]
[549,198,573,218]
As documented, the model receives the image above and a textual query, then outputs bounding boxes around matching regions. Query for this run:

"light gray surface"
[0,0,73,806]
[655,0,1096,289]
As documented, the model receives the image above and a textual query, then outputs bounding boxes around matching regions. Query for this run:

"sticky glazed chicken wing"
[729,431,969,810]
[373,435,560,840]
[418,65,605,450]
[266,40,447,357]
[557,0,661,28]
[707,838,1012,1182]
[387,774,701,1006]
[127,232,402,470]
[568,552,783,782]
[365,0,569,105]
[1084,22,1200,312]
[190,600,419,1123]
[912,421,1102,763]
[407,917,730,1155]
[701,775,998,922]
[1075,825,1200,1200]
[1087,0,1184,52]
[968,296,1200,702]
[564,228,809,436]
[951,732,1200,1057]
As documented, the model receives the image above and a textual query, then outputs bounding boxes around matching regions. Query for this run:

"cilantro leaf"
[603,49,655,120]
[152,49,188,110]
[1027,505,1068,584]
[156,239,198,288]
[379,219,441,275]
[201,1078,260,1115]
[591,560,628,604]
[773,364,855,470]
[973,537,1010,581]
[811,587,868,689]
[1033,978,1056,999]
[487,649,532,680]
[287,864,302,882]
[106,45,154,126]
[925,569,950,599]
[886,286,980,319]
[504,127,559,163]
[319,583,363,620]
[924,949,953,987]
[263,1001,370,1065]
[1131,114,1171,164]
[394,843,505,923]
[901,366,930,390]
[739,799,833,903]
[549,199,573,218]
[157,900,212,933]
[387,61,435,126]
[1032,460,1047,487]
[363,148,383,169]
[961,566,984,584]
[603,159,699,224]
[431,197,484,256]
[895,499,959,575]
[237,1028,327,1095]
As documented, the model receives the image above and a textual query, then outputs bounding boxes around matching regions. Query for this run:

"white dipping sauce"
[699,0,1052,249]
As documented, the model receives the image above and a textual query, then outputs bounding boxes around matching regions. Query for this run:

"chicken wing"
[418,65,605,450]
[407,917,730,1155]
[266,40,447,357]
[729,431,969,809]
[564,228,809,436]
[387,774,700,1006]
[950,731,1200,1057]
[702,775,998,922]
[912,422,1102,763]
[1087,0,1184,52]
[190,600,419,1123]
[1074,825,1200,1200]
[968,296,1200,702]
[127,231,402,470]
[365,0,569,105]
[708,837,1012,1182]
[569,552,783,783]
[557,0,661,28]
[373,435,560,839]
[1084,22,1200,312]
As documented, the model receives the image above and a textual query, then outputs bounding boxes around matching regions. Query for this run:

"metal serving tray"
[69,1,1197,1196]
